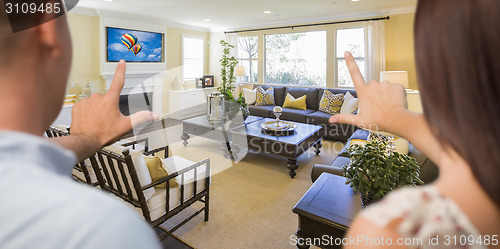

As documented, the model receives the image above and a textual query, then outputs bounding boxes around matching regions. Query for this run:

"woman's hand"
[329,52,409,135]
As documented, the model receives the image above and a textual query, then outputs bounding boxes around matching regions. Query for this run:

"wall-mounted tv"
[106,27,164,63]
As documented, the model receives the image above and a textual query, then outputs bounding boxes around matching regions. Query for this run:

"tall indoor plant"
[341,140,423,207]
[218,40,249,121]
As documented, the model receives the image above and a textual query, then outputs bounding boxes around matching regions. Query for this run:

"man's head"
[0,0,72,134]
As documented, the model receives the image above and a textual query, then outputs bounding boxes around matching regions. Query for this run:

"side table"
[292,173,361,248]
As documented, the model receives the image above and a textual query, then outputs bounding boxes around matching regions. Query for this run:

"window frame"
[237,35,259,83]
[263,29,328,87]
[333,24,366,89]
[181,34,205,82]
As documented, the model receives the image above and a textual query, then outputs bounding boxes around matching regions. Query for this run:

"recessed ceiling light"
[103,0,113,2]
[352,0,360,1]
[264,11,272,14]
[204,19,212,22]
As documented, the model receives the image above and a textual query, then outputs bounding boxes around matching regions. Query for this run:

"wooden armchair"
[90,139,210,240]
[46,126,98,186]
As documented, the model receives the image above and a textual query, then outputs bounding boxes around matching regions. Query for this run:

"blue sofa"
[247,84,358,142]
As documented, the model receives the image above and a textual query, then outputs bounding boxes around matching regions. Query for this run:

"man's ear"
[36,16,62,58]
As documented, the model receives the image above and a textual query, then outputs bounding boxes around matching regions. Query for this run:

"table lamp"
[380,71,409,90]
[235,66,247,83]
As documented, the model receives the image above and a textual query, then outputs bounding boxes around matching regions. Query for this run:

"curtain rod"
[225,16,390,34]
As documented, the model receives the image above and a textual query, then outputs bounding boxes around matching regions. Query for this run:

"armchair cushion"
[104,144,155,201]
[144,156,209,221]
[144,156,178,188]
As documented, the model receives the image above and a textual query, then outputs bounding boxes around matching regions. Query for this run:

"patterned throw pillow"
[255,87,275,106]
[368,132,410,155]
[319,90,344,114]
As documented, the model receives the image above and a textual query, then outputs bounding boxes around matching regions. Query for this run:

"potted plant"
[218,40,250,122]
[341,139,423,208]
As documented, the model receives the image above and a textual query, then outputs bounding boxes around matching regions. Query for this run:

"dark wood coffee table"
[292,173,361,248]
[181,115,264,160]
[231,118,323,178]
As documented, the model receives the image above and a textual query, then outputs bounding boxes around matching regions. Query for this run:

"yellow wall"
[385,13,417,89]
[67,13,105,95]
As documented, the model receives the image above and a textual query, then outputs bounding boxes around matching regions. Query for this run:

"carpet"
[159,124,345,249]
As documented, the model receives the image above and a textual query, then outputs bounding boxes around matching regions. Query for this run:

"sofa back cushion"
[253,85,286,106]
[318,88,357,111]
[285,87,319,110]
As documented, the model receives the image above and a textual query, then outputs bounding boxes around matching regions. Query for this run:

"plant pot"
[360,193,376,208]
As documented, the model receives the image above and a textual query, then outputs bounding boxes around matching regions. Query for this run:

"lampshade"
[235,66,247,77]
[380,71,409,89]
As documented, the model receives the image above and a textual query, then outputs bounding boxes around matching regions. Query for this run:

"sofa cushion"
[306,111,357,141]
[248,105,275,118]
[318,90,344,115]
[306,110,332,124]
[340,91,359,114]
[254,85,286,106]
[243,88,257,105]
[282,93,307,110]
[318,88,357,110]
[285,87,319,110]
[255,87,275,106]
[280,108,315,123]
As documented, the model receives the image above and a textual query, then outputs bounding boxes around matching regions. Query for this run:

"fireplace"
[119,92,153,116]
[101,73,163,116]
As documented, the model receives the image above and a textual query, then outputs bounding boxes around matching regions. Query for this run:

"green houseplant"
[218,40,249,121]
[341,139,423,207]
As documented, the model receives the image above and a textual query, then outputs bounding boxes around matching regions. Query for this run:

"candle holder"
[273,106,283,127]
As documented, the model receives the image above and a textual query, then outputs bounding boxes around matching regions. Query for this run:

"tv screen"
[106,27,164,63]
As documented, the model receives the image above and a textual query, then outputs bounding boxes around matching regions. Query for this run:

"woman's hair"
[415,0,500,205]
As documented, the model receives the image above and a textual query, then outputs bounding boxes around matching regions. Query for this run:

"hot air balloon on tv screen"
[106,27,164,62]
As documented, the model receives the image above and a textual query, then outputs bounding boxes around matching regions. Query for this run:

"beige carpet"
[158,124,345,249]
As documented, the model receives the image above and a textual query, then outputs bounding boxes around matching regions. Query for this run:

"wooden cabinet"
[168,88,216,119]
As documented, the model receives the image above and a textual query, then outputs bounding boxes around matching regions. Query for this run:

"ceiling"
[76,0,417,31]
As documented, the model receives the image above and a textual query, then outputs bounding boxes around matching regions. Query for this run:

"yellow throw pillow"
[319,90,344,115]
[255,87,275,106]
[282,93,307,110]
[144,156,179,188]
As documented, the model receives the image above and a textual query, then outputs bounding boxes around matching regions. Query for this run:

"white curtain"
[364,20,385,82]
[225,33,239,58]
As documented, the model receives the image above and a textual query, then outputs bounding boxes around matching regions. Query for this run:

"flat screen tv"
[106,27,164,63]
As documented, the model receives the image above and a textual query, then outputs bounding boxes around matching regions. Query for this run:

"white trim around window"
[182,34,205,82]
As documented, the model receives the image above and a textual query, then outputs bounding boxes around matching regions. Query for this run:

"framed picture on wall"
[195,78,204,88]
[203,75,215,88]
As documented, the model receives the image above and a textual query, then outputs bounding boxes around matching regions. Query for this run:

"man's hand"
[69,60,158,149]
[329,51,409,135]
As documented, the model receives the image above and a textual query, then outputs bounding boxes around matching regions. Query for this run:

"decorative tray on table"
[261,120,297,136]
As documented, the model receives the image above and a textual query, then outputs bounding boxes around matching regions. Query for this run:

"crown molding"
[68,6,98,17]
[70,7,209,33]
[224,6,416,33]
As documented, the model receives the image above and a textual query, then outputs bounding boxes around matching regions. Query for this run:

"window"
[237,36,258,82]
[265,31,326,86]
[336,27,365,87]
[182,36,204,80]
